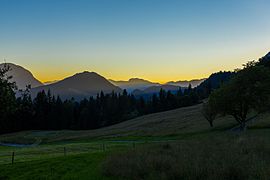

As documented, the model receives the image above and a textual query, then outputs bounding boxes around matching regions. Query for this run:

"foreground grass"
[103,130,270,180]
[0,152,113,180]
[1,130,270,179]
[0,141,134,165]
[3,130,270,180]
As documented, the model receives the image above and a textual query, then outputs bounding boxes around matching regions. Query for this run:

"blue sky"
[0,0,269,82]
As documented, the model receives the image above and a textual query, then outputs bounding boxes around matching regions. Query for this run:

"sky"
[0,0,269,83]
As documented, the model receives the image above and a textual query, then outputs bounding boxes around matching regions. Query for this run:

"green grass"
[0,141,134,165]
[0,152,113,180]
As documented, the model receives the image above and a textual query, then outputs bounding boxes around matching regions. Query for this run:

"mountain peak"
[70,71,105,81]
[128,78,152,83]
[109,78,160,93]
[129,78,144,81]
[0,62,43,89]
[75,71,99,76]
[32,71,122,100]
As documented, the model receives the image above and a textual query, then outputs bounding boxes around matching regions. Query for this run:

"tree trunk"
[240,121,246,131]
[209,121,213,127]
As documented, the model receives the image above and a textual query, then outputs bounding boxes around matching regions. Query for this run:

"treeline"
[0,70,201,133]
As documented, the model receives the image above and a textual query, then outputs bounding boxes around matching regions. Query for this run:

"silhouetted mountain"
[143,85,181,94]
[132,84,182,99]
[31,71,122,100]
[109,78,160,92]
[110,78,205,92]
[166,79,206,88]
[196,71,234,98]
[0,63,43,89]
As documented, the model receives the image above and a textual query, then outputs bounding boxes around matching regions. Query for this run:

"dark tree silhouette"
[205,64,270,129]
[0,64,17,133]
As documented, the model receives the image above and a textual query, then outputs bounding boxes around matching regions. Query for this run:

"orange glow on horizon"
[22,49,268,84]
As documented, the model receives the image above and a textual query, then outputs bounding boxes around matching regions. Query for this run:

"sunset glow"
[0,0,269,83]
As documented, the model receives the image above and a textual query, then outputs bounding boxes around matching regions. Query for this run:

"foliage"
[205,64,270,128]
[257,53,270,67]
[0,64,17,133]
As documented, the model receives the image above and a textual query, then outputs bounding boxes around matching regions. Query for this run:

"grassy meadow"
[1,103,270,179]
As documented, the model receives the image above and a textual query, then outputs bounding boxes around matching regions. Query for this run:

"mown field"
[1,103,270,179]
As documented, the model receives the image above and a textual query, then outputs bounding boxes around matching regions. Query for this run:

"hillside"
[48,104,238,142]
[3,101,269,144]
[0,103,238,143]
[31,71,122,100]
[0,63,43,89]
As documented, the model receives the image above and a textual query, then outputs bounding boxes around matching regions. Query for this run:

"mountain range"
[110,78,205,93]
[109,78,160,93]
[0,62,205,100]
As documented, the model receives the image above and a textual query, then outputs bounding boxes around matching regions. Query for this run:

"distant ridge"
[0,63,43,89]
[166,79,206,88]
[132,84,182,98]
[110,77,205,94]
[43,80,59,85]
[141,85,181,94]
[110,78,160,92]
[31,71,122,100]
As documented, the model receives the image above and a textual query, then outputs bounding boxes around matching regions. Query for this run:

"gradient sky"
[0,0,269,83]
